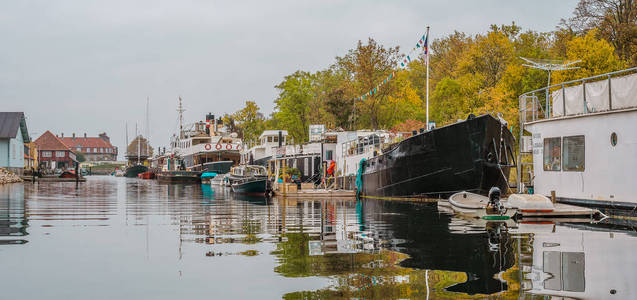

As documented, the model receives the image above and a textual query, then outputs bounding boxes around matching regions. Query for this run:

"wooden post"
[550,190,556,203]
[608,75,612,110]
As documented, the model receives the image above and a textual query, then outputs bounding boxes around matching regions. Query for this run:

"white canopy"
[552,72,637,117]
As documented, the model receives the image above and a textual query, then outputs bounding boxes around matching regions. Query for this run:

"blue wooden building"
[0,112,30,175]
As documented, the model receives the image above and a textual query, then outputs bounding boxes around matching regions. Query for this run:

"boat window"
[325,150,333,161]
[563,135,585,172]
[273,136,278,143]
[543,137,561,171]
[610,132,617,146]
[268,136,273,143]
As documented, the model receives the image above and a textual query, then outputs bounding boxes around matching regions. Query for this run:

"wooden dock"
[21,176,87,182]
[516,202,600,219]
[273,188,356,199]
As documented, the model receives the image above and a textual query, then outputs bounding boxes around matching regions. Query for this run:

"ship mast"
[136,122,140,165]
[125,121,128,164]
[146,97,150,158]
[177,96,185,139]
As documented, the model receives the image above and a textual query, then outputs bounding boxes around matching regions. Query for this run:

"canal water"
[1,176,636,299]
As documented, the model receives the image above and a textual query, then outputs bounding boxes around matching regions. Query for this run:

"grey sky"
[1,0,578,157]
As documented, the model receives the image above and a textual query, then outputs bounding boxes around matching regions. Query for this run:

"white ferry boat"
[169,111,242,173]
[517,67,637,209]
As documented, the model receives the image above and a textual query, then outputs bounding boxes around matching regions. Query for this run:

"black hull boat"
[202,161,234,174]
[156,171,201,183]
[360,114,515,199]
[231,178,267,195]
[124,165,149,178]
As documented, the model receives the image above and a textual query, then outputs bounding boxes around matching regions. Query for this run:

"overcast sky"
[1,0,578,157]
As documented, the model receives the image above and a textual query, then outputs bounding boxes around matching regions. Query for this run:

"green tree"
[232,101,265,147]
[75,151,86,163]
[273,71,315,143]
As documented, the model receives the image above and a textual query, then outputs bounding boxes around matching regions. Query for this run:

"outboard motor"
[488,187,505,215]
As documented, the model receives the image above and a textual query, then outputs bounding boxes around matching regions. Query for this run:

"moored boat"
[156,171,201,183]
[448,190,515,220]
[124,165,148,178]
[137,170,155,179]
[229,165,268,195]
[359,113,515,199]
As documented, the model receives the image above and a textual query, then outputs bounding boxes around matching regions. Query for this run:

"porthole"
[610,132,617,147]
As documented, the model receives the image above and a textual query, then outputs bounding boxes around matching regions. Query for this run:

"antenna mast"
[520,57,581,111]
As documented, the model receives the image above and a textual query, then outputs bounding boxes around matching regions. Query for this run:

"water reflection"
[0,184,28,244]
[0,177,635,299]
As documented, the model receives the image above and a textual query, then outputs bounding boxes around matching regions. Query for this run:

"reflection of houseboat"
[519,223,637,299]
[360,114,515,199]
[518,67,637,209]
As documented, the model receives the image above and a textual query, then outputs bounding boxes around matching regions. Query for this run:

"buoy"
[226,144,232,150]
[215,144,222,150]
[204,144,212,150]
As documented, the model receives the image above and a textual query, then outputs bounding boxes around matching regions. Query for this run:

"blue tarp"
[201,172,217,179]
[355,158,366,193]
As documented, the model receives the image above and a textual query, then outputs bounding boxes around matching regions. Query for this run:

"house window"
[563,135,585,171]
[273,136,278,143]
[77,147,81,152]
[12,144,16,159]
[267,136,273,143]
[543,137,561,171]
[55,151,65,157]
[326,150,333,161]
[42,151,52,157]
[93,148,97,153]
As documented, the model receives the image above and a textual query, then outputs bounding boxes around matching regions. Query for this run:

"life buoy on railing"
[236,144,242,151]
[226,144,232,150]
[215,144,222,150]
[204,144,212,150]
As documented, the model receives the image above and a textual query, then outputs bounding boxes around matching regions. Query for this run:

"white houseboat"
[244,130,289,165]
[169,112,242,172]
[518,67,637,209]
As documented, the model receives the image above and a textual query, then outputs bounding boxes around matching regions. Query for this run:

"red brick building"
[34,130,77,170]
[61,132,118,162]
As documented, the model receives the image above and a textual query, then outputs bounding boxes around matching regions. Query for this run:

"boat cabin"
[518,67,637,208]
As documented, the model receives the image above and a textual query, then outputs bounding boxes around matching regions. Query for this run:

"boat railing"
[518,67,637,126]
[516,66,637,193]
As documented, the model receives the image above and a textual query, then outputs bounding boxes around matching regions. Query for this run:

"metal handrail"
[520,66,637,97]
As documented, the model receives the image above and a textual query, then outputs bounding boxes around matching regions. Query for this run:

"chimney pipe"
[84,133,87,139]
[61,133,64,138]
[72,133,76,139]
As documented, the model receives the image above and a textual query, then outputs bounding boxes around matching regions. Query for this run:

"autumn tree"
[551,29,626,83]
[336,38,401,129]
[562,0,637,64]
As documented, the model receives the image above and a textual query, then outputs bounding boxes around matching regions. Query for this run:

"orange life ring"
[204,144,212,150]
[215,144,222,150]
[226,144,232,150]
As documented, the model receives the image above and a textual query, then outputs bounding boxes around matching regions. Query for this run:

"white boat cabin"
[519,68,637,208]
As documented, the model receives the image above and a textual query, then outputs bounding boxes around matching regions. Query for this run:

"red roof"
[61,136,114,149]
[34,131,73,151]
